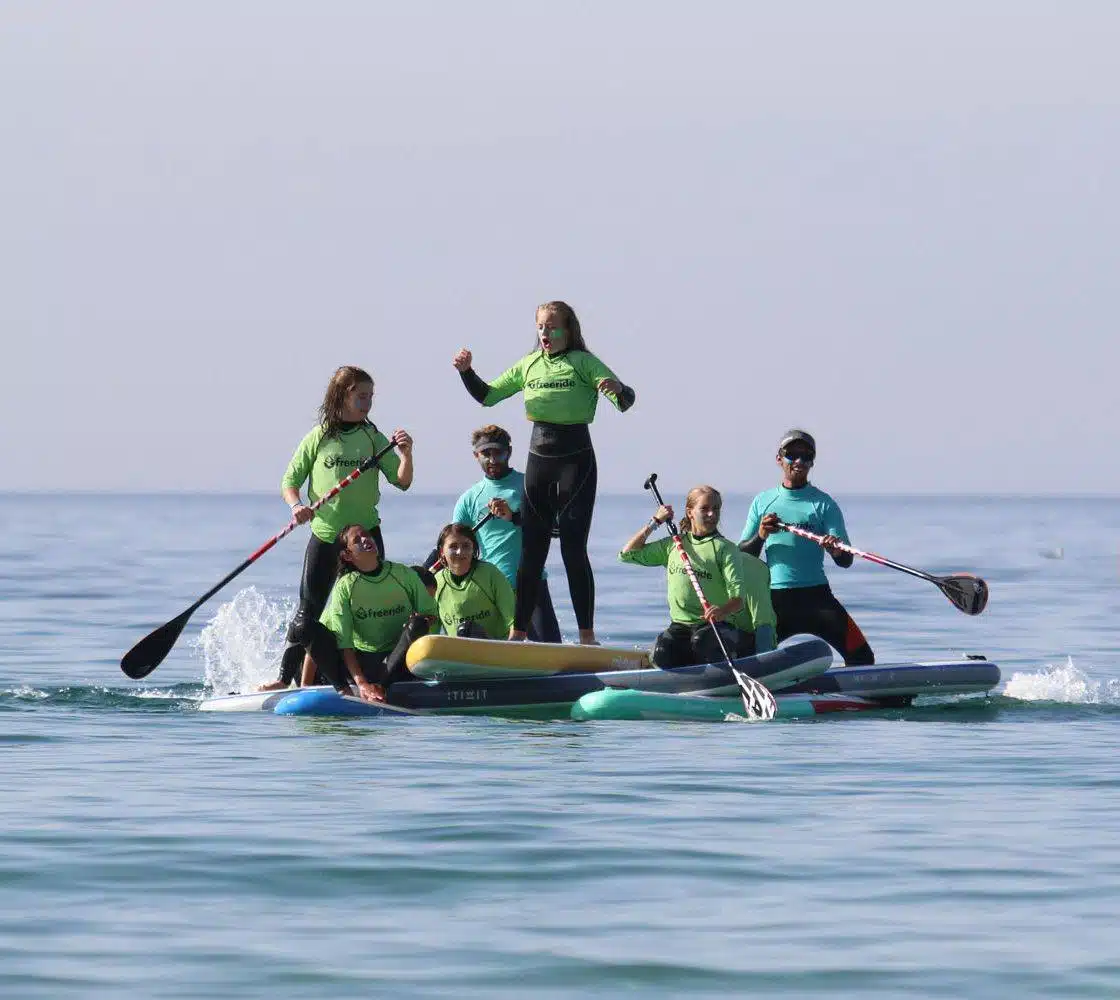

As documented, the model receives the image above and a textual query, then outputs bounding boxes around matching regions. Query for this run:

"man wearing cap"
[441,424,562,643]
[737,429,874,665]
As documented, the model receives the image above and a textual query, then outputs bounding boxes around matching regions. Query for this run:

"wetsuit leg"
[691,622,755,664]
[651,622,693,668]
[771,584,874,666]
[304,620,348,690]
[554,449,598,631]
[278,536,341,684]
[383,613,433,687]
[514,453,561,632]
[528,577,562,643]
[516,449,598,632]
[306,622,396,692]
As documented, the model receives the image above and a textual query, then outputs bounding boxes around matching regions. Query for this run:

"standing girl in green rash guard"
[619,486,777,668]
[303,524,436,702]
[451,301,636,645]
[432,522,516,640]
[262,366,414,691]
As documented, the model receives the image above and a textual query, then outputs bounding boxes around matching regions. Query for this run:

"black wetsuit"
[305,613,429,691]
[768,584,875,666]
[460,365,634,632]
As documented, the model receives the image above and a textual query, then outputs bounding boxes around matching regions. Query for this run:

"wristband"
[646,517,660,532]
[290,500,303,510]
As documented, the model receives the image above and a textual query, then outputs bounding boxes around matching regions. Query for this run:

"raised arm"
[621,507,673,555]
[452,348,524,407]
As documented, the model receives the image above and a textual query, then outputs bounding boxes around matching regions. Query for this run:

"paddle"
[776,521,989,615]
[427,512,497,572]
[120,441,398,679]
[644,474,778,720]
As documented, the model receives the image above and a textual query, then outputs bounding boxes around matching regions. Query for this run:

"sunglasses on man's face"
[781,450,814,464]
[476,449,509,461]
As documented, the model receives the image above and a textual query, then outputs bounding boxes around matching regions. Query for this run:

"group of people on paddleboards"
[261,299,873,703]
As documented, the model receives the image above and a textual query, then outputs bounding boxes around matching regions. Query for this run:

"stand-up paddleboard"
[272,689,419,718]
[389,638,835,716]
[405,634,650,680]
[572,689,880,721]
[782,657,1001,703]
[197,686,334,712]
[193,639,834,716]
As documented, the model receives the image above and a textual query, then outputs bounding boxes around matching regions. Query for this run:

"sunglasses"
[781,450,815,464]
[476,448,509,461]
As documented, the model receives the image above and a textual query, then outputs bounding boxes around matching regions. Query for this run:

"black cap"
[778,429,816,454]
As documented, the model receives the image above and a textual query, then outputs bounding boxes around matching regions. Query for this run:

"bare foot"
[507,630,528,641]
[578,630,599,646]
[256,679,289,692]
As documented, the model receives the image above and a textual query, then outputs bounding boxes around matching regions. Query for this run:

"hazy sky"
[2,2,1117,495]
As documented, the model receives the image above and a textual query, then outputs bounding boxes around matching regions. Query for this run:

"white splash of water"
[194,586,293,695]
[3,685,49,700]
[1003,657,1120,705]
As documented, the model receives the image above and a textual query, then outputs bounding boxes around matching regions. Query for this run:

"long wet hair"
[319,366,374,439]
[435,522,479,570]
[680,486,723,535]
[534,300,589,353]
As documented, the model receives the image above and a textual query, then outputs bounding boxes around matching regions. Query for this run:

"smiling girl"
[432,522,516,640]
[619,486,776,668]
[303,524,436,702]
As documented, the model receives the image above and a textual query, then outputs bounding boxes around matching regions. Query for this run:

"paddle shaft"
[427,512,497,572]
[777,521,938,584]
[644,477,776,719]
[196,442,396,607]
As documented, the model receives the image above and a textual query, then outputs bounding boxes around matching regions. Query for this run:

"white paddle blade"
[732,668,778,721]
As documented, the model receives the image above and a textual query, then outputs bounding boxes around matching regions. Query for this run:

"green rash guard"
[282,423,405,542]
[434,560,516,640]
[480,350,627,424]
[619,532,778,634]
[320,561,437,653]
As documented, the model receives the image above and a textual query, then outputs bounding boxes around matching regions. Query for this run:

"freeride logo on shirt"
[323,455,366,470]
[442,608,493,628]
[526,378,575,390]
[354,603,408,620]
[669,565,713,581]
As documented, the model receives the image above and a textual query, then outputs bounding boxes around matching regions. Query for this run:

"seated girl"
[618,486,776,667]
[432,522,516,640]
[302,523,437,702]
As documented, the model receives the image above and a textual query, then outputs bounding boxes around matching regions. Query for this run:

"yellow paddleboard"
[406,634,650,681]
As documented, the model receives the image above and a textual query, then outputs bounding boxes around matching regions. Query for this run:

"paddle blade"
[937,574,989,615]
[731,667,777,721]
[120,607,195,679]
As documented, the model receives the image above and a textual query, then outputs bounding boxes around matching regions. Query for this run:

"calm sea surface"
[2,492,1118,999]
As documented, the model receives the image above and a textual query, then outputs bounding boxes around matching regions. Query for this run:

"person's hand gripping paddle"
[644,474,777,721]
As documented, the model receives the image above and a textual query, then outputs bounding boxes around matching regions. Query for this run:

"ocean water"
[2,491,1119,999]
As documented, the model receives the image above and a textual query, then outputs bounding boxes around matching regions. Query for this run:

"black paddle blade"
[120,606,196,679]
[937,574,989,615]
